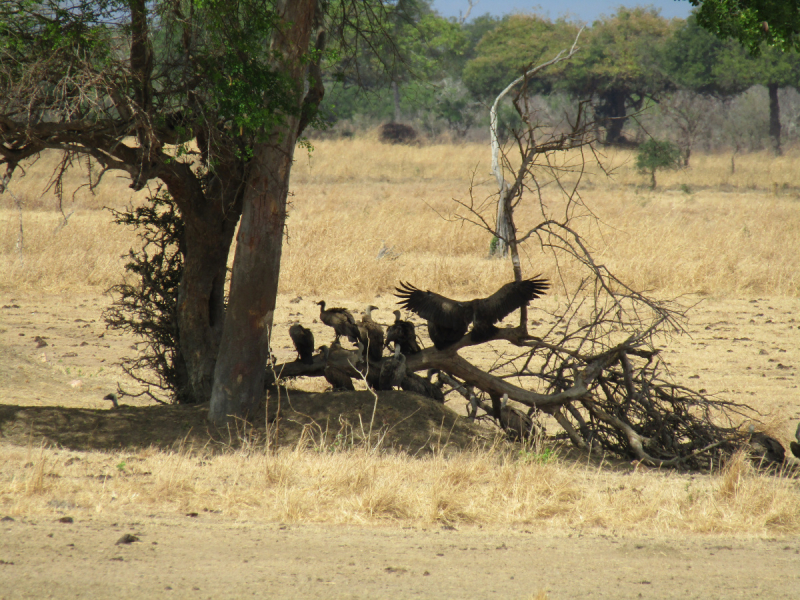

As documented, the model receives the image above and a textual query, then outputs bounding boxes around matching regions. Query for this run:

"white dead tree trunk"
[0,172,24,265]
[489,30,583,259]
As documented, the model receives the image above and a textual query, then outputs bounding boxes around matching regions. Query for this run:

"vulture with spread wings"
[395,277,550,349]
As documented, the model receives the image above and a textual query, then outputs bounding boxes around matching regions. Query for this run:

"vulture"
[791,423,800,460]
[400,372,444,403]
[394,277,550,349]
[379,345,407,391]
[317,300,359,344]
[289,323,315,365]
[321,345,356,391]
[357,305,385,362]
[385,310,422,355]
[749,431,785,464]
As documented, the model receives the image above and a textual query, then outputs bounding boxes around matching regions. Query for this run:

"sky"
[431,0,694,23]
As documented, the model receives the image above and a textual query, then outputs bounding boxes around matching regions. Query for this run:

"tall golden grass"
[2,440,798,534]
[1,139,799,297]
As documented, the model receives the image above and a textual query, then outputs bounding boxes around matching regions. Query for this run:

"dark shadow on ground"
[0,390,492,454]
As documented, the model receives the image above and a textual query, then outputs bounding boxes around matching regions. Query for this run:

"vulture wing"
[329,307,356,325]
[394,282,472,328]
[473,276,550,326]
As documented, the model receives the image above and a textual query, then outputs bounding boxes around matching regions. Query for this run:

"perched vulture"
[385,310,422,355]
[749,432,785,464]
[289,323,315,365]
[379,345,407,391]
[317,300,359,344]
[499,403,536,442]
[394,277,550,349]
[791,423,800,460]
[400,372,444,403]
[357,305,385,362]
[321,345,356,391]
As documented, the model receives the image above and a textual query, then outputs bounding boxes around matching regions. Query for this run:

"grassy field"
[2,139,800,297]
[1,138,799,537]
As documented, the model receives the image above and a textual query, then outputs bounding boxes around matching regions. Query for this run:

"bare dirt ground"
[1,291,799,599]
[2,516,799,600]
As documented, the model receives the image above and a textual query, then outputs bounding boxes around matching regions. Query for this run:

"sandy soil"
[1,515,798,599]
[1,291,799,599]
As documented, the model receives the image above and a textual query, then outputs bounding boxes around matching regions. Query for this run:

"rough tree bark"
[208,0,318,424]
[169,179,241,403]
[600,90,627,144]
[768,83,782,156]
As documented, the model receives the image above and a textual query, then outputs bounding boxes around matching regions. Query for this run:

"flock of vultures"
[287,277,550,401]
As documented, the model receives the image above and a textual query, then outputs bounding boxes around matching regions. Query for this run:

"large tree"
[666,12,800,155]
[0,0,391,424]
[461,14,578,101]
[562,7,677,145]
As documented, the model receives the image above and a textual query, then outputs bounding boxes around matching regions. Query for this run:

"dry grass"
[2,139,799,297]
[2,440,798,535]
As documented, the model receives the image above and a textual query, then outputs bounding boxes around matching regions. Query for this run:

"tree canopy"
[461,15,578,100]
[689,0,800,53]
[561,7,677,144]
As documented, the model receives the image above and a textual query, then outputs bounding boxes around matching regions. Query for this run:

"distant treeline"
[318,3,800,157]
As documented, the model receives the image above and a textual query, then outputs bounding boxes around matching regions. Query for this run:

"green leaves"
[636,138,682,172]
[462,15,577,100]
[690,0,800,54]
[636,138,682,188]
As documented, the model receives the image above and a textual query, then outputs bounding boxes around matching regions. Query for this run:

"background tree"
[461,14,578,102]
[561,7,676,145]
[713,43,800,155]
[688,1,800,155]
[325,0,466,125]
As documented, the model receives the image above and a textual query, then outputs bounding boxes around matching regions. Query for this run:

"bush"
[636,138,682,189]
[103,188,190,403]
[379,122,418,144]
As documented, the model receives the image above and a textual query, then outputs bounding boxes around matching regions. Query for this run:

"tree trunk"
[392,80,401,123]
[176,218,237,403]
[768,83,782,156]
[208,0,317,424]
[600,90,627,145]
[492,183,511,257]
[162,166,243,404]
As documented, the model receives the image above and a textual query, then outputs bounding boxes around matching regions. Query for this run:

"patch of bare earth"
[1,517,798,599]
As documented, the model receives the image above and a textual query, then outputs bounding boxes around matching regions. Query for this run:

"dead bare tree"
[267,38,762,471]
[659,91,716,166]
[490,28,583,259]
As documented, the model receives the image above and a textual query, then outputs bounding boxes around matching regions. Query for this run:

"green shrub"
[636,138,682,189]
